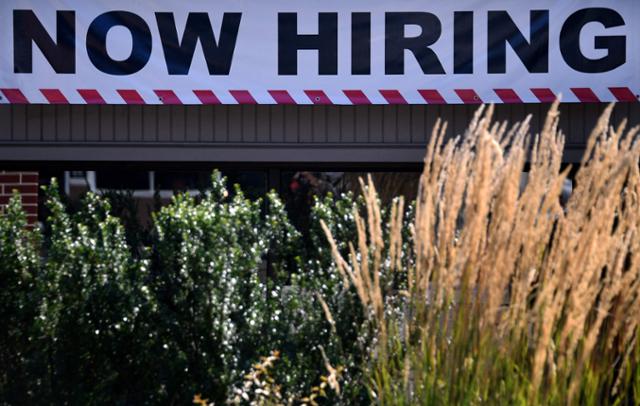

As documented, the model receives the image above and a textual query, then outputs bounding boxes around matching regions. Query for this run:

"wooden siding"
[0,103,638,163]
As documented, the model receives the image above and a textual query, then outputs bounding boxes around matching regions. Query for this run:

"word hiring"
[13,8,626,76]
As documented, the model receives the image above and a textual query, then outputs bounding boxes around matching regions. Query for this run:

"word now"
[14,8,626,76]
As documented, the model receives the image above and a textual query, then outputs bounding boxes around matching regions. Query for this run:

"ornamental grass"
[323,102,640,405]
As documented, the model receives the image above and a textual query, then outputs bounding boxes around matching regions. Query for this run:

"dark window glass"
[95,170,149,190]
[281,171,420,233]
[155,170,211,191]
[154,170,267,201]
[223,170,267,200]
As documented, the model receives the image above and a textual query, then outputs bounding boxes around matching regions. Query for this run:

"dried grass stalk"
[323,101,640,404]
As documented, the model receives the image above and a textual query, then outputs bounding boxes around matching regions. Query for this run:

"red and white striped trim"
[0,89,29,104]
[78,89,106,104]
[193,90,221,105]
[117,89,145,105]
[305,90,332,105]
[1,87,637,105]
[380,90,407,104]
[609,87,637,102]
[531,88,557,103]
[455,89,483,104]
[494,89,522,104]
[230,90,257,104]
[344,90,371,105]
[155,90,182,104]
[571,88,600,103]
[40,89,69,104]
[268,90,296,105]
[419,90,446,104]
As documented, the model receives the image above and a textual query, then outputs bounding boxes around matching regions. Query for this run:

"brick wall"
[0,171,39,223]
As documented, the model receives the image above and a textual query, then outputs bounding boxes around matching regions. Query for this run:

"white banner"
[0,0,638,105]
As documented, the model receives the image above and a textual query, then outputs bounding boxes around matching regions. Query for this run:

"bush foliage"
[1,104,640,405]
[0,170,374,404]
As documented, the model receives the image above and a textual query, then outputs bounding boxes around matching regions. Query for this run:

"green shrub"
[0,194,42,403]
[40,180,155,404]
[146,172,375,403]
[0,173,414,405]
[149,172,281,402]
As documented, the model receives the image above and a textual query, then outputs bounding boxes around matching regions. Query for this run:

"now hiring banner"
[0,0,638,105]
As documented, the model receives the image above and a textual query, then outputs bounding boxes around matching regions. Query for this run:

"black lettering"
[352,13,371,75]
[454,11,473,74]
[86,11,152,75]
[385,12,445,75]
[13,10,75,74]
[560,8,626,73]
[488,10,549,74]
[278,13,338,75]
[156,12,241,75]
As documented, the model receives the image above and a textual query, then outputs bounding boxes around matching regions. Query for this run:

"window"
[65,170,268,200]
[95,170,151,190]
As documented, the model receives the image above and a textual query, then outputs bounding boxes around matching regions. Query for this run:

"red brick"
[0,172,39,222]
[20,195,38,205]
[0,195,37,206]
[23,205,38,215]
[5,184,38,195]
[0,174,20,183]
[20,174,39,183]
